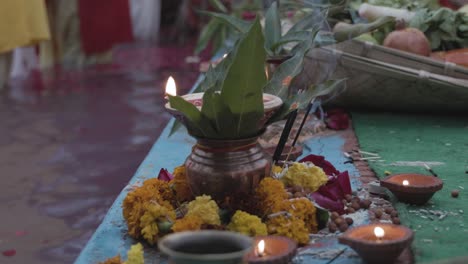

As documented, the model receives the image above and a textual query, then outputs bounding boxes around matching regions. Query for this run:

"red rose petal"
[299,154,340,176]
[2,249,16,257]
[157,168,173,182]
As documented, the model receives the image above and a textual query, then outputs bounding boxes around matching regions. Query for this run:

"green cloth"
[352,112,468,263]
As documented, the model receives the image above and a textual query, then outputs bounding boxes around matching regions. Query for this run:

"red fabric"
[439,0,457,9]
[78,0,134,55]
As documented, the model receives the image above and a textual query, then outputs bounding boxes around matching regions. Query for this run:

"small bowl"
[165,92,283,131]
[380,173,443,205]
[338,223,414,264]
[158,230,252,264]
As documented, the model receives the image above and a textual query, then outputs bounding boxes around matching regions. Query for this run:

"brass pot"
[185,136,271,201]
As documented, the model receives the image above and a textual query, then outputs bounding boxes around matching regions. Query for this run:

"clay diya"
[380,173,443,205]
[338,223,414,264]
[246,236,297,264]
[158,230,252,264]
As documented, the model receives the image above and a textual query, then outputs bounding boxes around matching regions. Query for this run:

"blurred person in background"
[0,0,50,91]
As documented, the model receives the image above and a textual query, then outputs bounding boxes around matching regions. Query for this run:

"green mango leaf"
[264,39,312,99]
[199,11,251,33]
[267,79,346,123]
[271,28,320,53]
[168,120,183,137]
[208,0,228,13]
[168,95,217,138]
[195,19,221,54]
[287,9,328,35]
[221,18,267,138]
[201,89,238,138]
[264,2,282,53]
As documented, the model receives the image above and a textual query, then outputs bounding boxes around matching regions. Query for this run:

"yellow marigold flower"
[272,165,283,174]
[288,198,318,233]
[227,210,267,236]
[170,165,193,202]
[98,255,122,264]
[122,178,174,239]
[255,178,288,215]
[139,203,176,245]
[172,215,204,232]
[280,163,328,192]
[143,178,175,203]
[266,215,310,245]
[186,195,221,225]
[125,243,144,264]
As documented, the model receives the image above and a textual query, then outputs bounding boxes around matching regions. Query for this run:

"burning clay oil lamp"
[158,230,252,264]
[380,173,443,205]
[246,236,297,264]
[338,223,414,264]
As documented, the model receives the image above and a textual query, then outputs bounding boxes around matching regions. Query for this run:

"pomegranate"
[383,28,431,56]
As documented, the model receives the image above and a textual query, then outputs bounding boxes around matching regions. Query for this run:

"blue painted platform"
[74,114,368,264]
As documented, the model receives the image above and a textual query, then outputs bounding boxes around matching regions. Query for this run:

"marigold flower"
[139,203,176,245]
[126,243,144,264]
[186,195,221,225]
[170,165,193,202]
[288,198,318,233]
[255,178,288,215]
[122,179,174,239]
[98,255,122,264]
[172,215,204,232]
[227,210,267,236]
[280,162,328,192]
[266,215,310,245]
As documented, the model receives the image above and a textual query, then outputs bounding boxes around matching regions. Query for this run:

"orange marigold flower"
[266,215,310,245]
[122,178,174,239]
[170,165,193,202]
[255,178,288,215]
[172,215,204,232]
[98,255,122,264]
[288,198,318,233]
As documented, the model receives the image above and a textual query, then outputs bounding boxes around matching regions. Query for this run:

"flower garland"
[121,165,323,246]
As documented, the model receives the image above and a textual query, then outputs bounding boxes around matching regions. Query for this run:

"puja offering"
[158,231,252,264]
[338,223,414,264]
[246,236,297,264]
[380,173,443,205]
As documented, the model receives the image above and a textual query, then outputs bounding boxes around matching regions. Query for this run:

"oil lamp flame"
[402,180,409,186]
[374,227,385,240]
[165,76,177,96]
[257,240,265,257]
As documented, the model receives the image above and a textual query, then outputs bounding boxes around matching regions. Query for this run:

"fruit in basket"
[431,48,468,68]
[383,28,431,56]
[355,33,379,44]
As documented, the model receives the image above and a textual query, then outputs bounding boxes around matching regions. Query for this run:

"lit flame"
[374,227,385,239]
[402,180,409,186]
[165,76,177,96]
[222,53,228,59]
[257,240,265,257]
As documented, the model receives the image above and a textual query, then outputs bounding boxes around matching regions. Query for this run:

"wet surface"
[0,42,203,263]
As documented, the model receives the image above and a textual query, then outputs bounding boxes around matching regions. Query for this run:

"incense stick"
[272,110,298,163]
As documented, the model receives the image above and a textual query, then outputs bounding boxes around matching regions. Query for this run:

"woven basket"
[302,40,468,112]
